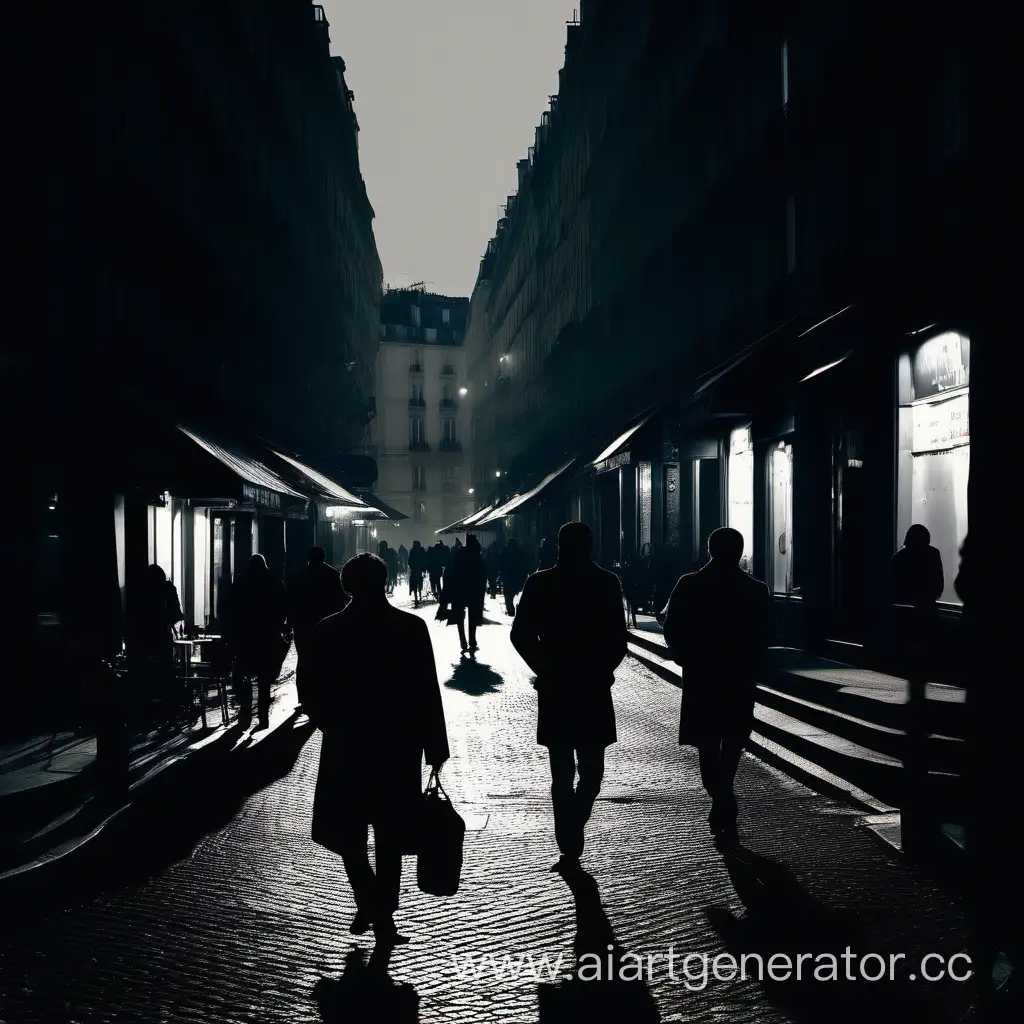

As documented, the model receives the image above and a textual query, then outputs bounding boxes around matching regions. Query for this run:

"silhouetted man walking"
[662,527,771,845]
[304,553,450,945]
[511,522,627,872]
[288,547,347,710]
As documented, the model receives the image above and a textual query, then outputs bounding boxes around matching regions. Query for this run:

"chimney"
[517,159,531,189]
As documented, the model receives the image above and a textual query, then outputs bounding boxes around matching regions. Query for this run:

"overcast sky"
[320,0,580,298]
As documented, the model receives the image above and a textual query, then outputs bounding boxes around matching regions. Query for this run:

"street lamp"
[459,387,468,396]
[468,487,475,494]
[495,470,501,478]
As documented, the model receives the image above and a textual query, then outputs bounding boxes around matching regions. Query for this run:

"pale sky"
[320,0,580,297]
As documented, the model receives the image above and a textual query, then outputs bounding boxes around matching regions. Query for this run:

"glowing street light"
[468,487,475,494]
[459,387,468,396]
[495,470,501,478]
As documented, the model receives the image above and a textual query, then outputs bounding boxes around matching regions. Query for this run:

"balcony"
[409,441,431,453]
[409,363,424,375]
[408,398,426,410]
[439,398,459,411]
[440,364,456,378]
[438,439,462,454]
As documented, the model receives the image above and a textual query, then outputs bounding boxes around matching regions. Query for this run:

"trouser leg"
[232,661,252,724]
[548,747,581,857]
[468,619,477,647]
[372,819,404,918]
[574,746,606,848]
[457,620,467,650]
[339,823,377,917]
[257,670,272,726]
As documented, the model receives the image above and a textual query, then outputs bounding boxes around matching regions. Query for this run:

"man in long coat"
[304,553,450,945]
[287,547,347,710]
[511,521,627,872]
[662,527,771,845]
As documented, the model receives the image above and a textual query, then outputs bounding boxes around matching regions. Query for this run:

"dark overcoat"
[661,562,771,746]
[443,548,488,627]
[303,600,450,847]
[510,560,627,748]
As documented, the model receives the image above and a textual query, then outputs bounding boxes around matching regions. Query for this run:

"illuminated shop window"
[728,425,754,574]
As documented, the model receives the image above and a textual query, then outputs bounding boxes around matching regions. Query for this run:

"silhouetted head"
[506,538,519,551]
[248,553,269,574]
[341,552,388,601]
[412,540,422,549]
[466,534,481,552]
[557,521,593,563]
[904,524,930,548]
[377,540,388,555]
[309,546,326,564]
[146,564,167,586]
[708,527,744,565]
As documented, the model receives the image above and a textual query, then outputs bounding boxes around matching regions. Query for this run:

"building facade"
[466,0,974,672]
[371,289,473,550]
[5,1,383,723]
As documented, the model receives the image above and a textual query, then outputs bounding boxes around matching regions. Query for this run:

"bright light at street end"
[495,470,501,477]
[459,387,468,395]
[468,488,475,494]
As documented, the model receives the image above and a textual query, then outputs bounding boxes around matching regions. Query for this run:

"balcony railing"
[439,399,458,411]
[440,365,456,377]
[408,398,426,409]
[409,364,424,375]
[409,441,431,453]
[438,439,462,453]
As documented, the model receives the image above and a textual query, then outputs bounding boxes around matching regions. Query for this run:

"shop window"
[897,331,969,604]
[770,442,794,593]
[728,426,755,573]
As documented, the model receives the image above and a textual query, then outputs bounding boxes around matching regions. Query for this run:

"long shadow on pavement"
[314,946,419,1023]
[445,659,505,696]
[538,868,660,1022]
[704,844,951,1024]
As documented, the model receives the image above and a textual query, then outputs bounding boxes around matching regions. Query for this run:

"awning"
[477,458,577,524]
[271,451,367,507]
[589,405,660,467]
[177,426,307,500]
[436,504,495,534]
[356,492,409,521]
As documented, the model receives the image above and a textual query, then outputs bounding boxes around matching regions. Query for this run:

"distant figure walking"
[304,553,450,946]
[136,564,185,709]
[397,543,409,575]
[511,522,627,872]
[662,527,771,846]
[485,541,502,599]
[224,554,288,730]
[427,542,445,600]
[408,540,427,606]
[287,547,347,709]
[499,538,527,616]
[442,534,488,654]
[378,541,398,596]
[537,536,557,571]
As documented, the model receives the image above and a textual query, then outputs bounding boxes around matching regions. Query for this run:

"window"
[442,308,451,325]
[442,466,455,492]
[728,425,755,574]
[411,304,421,328]
[413,465,427,491]
[443,418,456,442]
[410,381,424,404]
[410,348,422,371]
[770,442,794,593]
[410,417,424,445]
[897,331,970,604]
[781,38,789,110]
[442,384,453,403]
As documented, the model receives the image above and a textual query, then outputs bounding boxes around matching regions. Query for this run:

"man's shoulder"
[589,562,623,590]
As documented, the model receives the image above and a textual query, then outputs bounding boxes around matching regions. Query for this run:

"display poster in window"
[912,332,970,400]
[912,393,970,453]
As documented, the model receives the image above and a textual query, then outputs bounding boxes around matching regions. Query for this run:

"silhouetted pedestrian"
[304,553,450,946]
[499,538,527,615]
[224,553,288,730]
[427,542,445,600]
[511,522,627,872]
[397,543,409,574]
[485,541,501,598]
[442,534,487,654]
[288,547,347,709]
[136,564,185,711]
[662,527,771,846]
[408,541,427,606]
[378,541,398,596]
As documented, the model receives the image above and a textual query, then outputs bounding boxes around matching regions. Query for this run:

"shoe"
[550,855,582,873]
[469,643,479,652]
[373,918,410,946]
[350,911,371,935]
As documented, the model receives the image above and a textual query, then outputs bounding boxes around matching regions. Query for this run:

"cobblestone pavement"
[0,594,974,1023]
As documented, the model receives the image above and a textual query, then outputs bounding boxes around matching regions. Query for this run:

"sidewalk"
[0,648,303,880]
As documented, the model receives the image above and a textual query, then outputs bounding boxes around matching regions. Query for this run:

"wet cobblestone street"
[0,595,973,1023]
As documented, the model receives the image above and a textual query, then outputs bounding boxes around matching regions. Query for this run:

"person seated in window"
[891,525,945,611]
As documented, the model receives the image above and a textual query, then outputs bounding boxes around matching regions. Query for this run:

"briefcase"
[416,769,465,896]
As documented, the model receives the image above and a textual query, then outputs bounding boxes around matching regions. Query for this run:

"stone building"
[465,0,975,670]
[4,2,383,718]
[370,289,473,550]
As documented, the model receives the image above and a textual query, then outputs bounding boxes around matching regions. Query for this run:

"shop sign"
[242,484,281,508]
[912,331,970,400]
[912,393,969,453]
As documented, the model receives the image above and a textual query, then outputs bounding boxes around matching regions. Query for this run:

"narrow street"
[0,594,972,1024]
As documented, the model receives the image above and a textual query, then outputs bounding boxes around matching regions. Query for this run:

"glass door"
[831,423,866,641]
